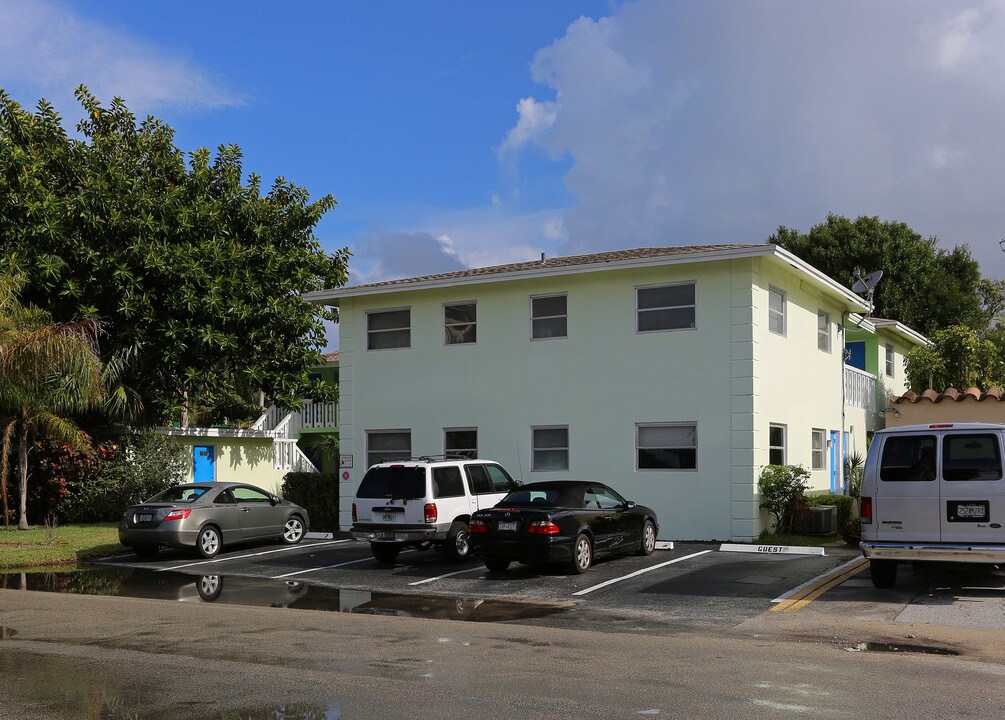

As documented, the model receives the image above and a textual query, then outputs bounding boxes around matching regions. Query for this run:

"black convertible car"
[468,480,659,574]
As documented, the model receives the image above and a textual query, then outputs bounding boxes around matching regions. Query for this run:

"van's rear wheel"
[371,542,402,565]
[870,559,897,588]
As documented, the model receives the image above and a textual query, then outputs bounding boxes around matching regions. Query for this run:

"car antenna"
[515,443,525,484]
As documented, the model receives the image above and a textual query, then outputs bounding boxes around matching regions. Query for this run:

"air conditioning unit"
[809,505,837,535]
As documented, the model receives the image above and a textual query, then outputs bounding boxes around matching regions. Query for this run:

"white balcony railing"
[845,365,876,410]
[298,400,338,430]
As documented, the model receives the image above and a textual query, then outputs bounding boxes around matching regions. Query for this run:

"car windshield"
[147,486,210,503]
[357,466,426,499]
[497,487,581,508]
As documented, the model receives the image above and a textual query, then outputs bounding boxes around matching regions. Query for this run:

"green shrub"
[282,472,339,532]
[758,464,810,533]
[804,492,856,527]
[56,433,187,523]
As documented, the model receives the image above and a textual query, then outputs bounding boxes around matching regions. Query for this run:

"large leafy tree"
[0,275,103,529]
[0,87,349,423]
[769,214,1000,337]
[905,325,1004,393]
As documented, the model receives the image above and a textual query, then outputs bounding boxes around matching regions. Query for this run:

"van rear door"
[939,431,1005,544]
[874,432,941,542]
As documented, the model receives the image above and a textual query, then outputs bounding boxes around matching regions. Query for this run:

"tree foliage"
[0,86,350,423]
[0,274,103,528]
[758,464,810,534]
[769,214,999,336]
[905,325,1004,392]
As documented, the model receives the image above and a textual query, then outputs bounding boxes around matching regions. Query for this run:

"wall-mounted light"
[878,406,901,418]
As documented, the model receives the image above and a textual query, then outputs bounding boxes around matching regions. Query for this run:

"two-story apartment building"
[306,244,923,541]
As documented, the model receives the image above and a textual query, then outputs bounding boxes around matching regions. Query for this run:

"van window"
[880,435,937,482]
[942,434,1002,481]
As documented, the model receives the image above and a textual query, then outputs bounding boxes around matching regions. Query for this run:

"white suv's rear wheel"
[371,542,402,564]
[443,521,470,562]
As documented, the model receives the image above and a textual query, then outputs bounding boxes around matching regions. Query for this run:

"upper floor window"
[636,423,697,470]
[532,426,569,471]
[817,310,830,352]
[531,294,568,339]
[768,287,785,336]
[769,424,786,465]
[811,429,826,470]
[444,428,477,459]
[367,308,410,350]
[636,282,696,333]
[444,302,477,345]
[885,343,895,377]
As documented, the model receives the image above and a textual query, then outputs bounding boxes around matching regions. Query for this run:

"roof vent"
[541,252,546,264]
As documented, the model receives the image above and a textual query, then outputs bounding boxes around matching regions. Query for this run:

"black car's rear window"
[148,486,210,503]
[498,487,583,508]
[357,466,426,499]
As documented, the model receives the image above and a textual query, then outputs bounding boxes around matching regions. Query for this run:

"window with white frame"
[443,302,476,345]
[768,287,785,336]
[367,308,411,350]
[636,282,696,332]
[636,423,697,470]
[817,310,830,352]
[531,426,569,471]
[769,424,786,465]
[366,430,411,467]
[811,429,826,470]
[531,294,568,339]
[444,428,477,459]
[885,343,895,377]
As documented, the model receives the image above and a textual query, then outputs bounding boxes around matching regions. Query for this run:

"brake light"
[470,518,488,533]
[860,497,873,524]
[163,509,191,521]
[352,502,357,523]
[528,520,560,535]
[424,503,437,523]
[929,424,954,428]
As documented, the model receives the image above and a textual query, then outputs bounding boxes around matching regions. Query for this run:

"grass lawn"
[0,523,124,570]
[756,530,855,548]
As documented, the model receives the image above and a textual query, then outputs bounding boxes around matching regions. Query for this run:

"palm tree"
[0,275,103,529]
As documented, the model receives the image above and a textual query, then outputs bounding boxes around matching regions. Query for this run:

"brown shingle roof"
[892,387,1005,403]
[343,244,762,291]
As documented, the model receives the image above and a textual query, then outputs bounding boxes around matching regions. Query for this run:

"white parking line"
[155,539,351,572]
[572,550,713,596]
[770,557,865,603]
[407,567,485,586]
[271,549,417,579]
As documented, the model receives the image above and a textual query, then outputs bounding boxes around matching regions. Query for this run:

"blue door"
[193,445,216,483]
[845,341,866,370]
[829,431,840,492]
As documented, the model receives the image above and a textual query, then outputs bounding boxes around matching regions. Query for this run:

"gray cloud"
[505,0,1005,277]
[349,231,466,285]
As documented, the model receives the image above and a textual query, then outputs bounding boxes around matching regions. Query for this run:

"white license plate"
[957,503,986,519]
[381,512,400,522]
[138,514,153,522]
[497,521,518,532]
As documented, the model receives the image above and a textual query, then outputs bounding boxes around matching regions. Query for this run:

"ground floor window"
[811,429,826,470]
[532,426,569,471]
[444,428,477,459]
[769,424,786,465]
[636,423,697,470]
[366,430,411,467]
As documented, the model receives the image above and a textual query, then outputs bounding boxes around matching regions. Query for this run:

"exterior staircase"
[252,400,337,473]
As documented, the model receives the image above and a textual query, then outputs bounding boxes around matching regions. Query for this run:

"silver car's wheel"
[282,516,305,544]
[637,520,656,556]
[197,526,221,558]
[198,575,223,601]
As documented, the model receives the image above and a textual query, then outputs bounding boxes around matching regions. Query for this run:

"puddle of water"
[846,641,960,656]
[0,566,565,622]
[0,626,16,638]
[2,649,341,719]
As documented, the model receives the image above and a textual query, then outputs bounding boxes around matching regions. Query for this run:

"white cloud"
[0,0,242,114]
[501,0,1005,276]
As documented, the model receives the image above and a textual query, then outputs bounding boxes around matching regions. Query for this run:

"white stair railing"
[274,439,320,473]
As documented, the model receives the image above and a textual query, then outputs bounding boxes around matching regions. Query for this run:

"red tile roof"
[892,387,1005,403]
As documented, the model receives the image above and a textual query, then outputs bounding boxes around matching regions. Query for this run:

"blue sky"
[4,0,1005,347]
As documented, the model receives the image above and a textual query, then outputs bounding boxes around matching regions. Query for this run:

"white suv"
[350,457,520,564]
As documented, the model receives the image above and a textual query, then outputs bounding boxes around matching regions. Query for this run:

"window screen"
[637,424,697,470]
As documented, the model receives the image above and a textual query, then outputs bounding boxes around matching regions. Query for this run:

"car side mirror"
[625,501,636,509]
[269,495,279,506]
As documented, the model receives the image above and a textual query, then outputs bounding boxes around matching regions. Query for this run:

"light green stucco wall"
[168,435,287,495]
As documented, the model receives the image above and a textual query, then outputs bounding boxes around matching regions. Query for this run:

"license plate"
[381,512,400,522]
[138,514,153,522]
[956,503,987,519]
[497,521,518,532]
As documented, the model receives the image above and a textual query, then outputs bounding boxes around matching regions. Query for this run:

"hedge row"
[281,472,339,532]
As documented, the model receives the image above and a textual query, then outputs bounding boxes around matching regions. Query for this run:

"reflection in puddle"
[2,649,341,719]
[0,567,566,622]
[846,641,960,656]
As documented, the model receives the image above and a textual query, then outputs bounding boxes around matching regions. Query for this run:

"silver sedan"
[119,482,310,559]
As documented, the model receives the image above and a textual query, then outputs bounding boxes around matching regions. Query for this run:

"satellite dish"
[852,270,883,294]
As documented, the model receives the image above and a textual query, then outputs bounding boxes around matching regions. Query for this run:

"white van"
[860,423,1005,588]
